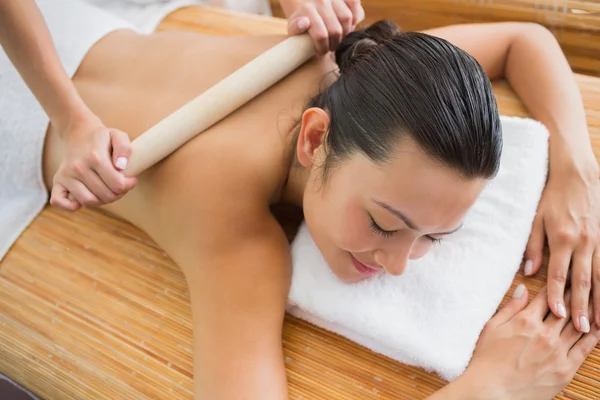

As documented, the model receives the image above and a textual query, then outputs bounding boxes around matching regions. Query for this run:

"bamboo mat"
[1,5,600,400]
[270,0,600,77]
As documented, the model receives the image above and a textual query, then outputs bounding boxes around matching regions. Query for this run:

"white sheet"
[82,0,272,34]
[0,0,137,261]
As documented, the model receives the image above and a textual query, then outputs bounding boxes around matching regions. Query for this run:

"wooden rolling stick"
[123,34,316,177]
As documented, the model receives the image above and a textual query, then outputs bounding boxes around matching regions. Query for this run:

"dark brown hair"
[303,20,502,180]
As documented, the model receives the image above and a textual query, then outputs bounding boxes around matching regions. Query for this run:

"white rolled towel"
[287,116,549,381]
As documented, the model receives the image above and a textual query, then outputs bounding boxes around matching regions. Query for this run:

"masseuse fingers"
[109,129,132,172]
[561,300,593,350]
[303,3,334,55]
[524,214,545,276]
[546,243,571,320]
[64,179,101,207]
[78,168,120,204]
[344,0,365,28]
[332,0,353,39]
[91,129,137,195]
[50,183,82,212]
[93,158,136,197]
[570,242,593,333]
[316,1,345,51]
[287,4,328,55]
[544,290,573,334]
[488,283,528,328]
[288,15,311,36]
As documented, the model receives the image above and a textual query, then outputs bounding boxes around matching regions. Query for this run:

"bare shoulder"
[122,131,291,257]
[179,202,292,278]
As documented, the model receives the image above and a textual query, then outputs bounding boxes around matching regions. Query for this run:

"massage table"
[1,5,599,399]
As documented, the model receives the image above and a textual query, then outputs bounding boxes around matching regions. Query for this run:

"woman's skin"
[0,0,365,209]
[40,23,600,399]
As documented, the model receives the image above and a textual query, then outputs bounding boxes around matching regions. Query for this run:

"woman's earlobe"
[296,126,320,167]
[296,108,330,167]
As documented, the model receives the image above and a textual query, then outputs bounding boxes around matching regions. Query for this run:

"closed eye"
[370,215,444,245]
[427,236,442,245]
[369,216,396,238]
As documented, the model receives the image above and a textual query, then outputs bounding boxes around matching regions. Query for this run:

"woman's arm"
[424,22,594,170]
[423,22,600,332]
[0,0,136,210]
[174,208,292,399]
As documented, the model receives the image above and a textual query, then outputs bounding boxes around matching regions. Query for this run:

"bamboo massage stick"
[123,34,315,177]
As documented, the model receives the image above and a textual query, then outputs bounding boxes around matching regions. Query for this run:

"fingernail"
[580,316,590,333]
[298,17,310,31]
[512,284,525,299]
[524,259,533,276]
[115,157,128,170]
[557,303,567,318]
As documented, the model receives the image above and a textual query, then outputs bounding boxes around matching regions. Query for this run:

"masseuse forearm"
[0,0,93,133]
[505,24,597,180]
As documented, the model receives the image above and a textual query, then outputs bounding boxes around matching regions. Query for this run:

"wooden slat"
[270,0,600,77]
[1,5,599,400]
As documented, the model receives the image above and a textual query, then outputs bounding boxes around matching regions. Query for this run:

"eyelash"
[369,216,443,245]
[369,216,396,238]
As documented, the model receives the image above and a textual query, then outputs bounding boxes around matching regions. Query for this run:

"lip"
[350,254,382,277]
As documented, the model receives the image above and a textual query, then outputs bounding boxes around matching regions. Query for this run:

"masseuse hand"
[0,0,136,211]
[286,0,365,55]
[524,162,600,333]
[50,114,137,211]
[458,285,600,400]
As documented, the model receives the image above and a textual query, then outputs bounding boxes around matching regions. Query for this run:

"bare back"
[43,29,336,248]
[41,30,342,397]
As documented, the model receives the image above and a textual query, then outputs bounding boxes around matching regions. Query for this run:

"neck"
[279,124,310,207]
[280,163,310,207]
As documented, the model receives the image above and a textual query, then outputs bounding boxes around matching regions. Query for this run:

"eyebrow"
[372,199,464,236]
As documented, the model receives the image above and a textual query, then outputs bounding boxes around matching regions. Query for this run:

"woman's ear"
[296,107,331,168]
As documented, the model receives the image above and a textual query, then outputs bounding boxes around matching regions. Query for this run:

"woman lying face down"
[284,21,500,282]
[272,21,600,400]
[29,6,599,397]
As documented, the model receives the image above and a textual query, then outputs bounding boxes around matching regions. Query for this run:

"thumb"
[109,129,132,171]
[524,213,545,276]
[288,16,310,36]
[488,284,529,328]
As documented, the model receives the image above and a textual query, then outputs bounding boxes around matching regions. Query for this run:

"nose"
[374,239,414,276]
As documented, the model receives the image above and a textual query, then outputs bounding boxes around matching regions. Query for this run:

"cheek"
[305,188,374,252]
[331,198,376,252]
[409,238,433,259]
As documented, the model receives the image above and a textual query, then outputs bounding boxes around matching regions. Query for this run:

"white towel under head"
[287,116,549,382]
